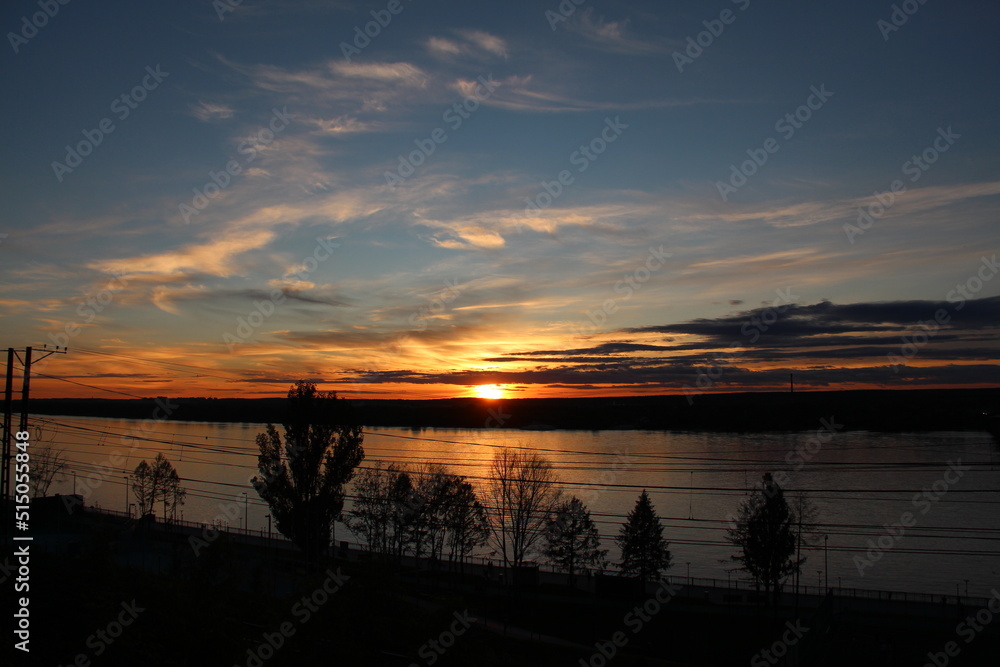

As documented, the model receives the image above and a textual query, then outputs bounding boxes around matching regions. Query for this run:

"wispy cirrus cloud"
[303,115,376,135]
[190,100,236,122]
[427,29,509,60]
[565,8,676,55]
[694,180,1000,229]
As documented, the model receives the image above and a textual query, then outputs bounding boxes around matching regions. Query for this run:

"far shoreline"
[22,386,1000,434]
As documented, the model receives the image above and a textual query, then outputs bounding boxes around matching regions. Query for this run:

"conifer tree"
[616,490,672,581]
[543,496,607,585]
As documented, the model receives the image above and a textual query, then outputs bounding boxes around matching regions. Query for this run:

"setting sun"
[474,384,506,400]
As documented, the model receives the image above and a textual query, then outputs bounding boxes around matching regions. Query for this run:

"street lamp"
[824,534,829,591]
[266,513,273,564]
[241,492,247,532]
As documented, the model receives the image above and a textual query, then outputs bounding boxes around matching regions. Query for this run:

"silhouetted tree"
[444,479,490,571]
[253,381,364,562]
[727,472,803,605]
[131,453,185,520]
[543,496,607,585]
[616,490,672,581]
[30,445,66,498]
[404,463,452,561]
[349,462,490,568]
[346,461,403,559]
[485,447,562,569]
[161,465,185,521]
[132,460,155,516]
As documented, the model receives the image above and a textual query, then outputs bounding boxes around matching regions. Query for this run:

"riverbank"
[5,501,999,666]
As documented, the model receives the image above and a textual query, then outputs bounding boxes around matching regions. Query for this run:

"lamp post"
[241,492,247,532]
[824,534,829,591]
[123,475,128,515]
[266,513,273,564]
[816,570,821,590]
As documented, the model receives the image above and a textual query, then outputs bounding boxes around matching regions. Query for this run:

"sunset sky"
[2,0,999,400]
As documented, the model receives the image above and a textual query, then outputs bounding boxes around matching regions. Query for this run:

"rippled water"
[36,414,1000,597]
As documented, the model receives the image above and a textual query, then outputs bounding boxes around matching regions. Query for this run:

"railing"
[86,505,294,546]
[678,574,995,609]
[80,505,995,608]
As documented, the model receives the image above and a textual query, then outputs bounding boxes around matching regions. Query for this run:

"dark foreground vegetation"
[5,506,1000,667]
[23,386,1000,432]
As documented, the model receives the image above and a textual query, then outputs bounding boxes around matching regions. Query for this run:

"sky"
[1,0,999,400]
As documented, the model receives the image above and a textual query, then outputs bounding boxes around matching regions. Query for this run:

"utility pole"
[2,345,67,500]
[18,347,32,446]
[1,348,13,503]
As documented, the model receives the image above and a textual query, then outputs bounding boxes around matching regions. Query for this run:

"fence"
[81,505,995,609]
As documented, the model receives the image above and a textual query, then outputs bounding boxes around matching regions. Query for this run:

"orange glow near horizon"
[17,346,999,402]
[24,374,999,401]
[473,384,506,400]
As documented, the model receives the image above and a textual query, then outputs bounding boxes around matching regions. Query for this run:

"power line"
[34,416,1000,472]
[71,346,244,382]
[32,372,148,399]
[33,417,1000,497]
[53,463,1000,559]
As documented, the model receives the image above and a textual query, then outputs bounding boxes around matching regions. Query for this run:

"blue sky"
[2,0,999,399]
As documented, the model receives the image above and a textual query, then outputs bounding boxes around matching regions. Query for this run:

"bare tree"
[403,463,450,560]
[485,447,562,569]
[346,461,414,561]
[132,460,156,516]
[131,453,185,520]
[30,445,67,498]
[345,464,390,556]
[408,465,491,567]
[403,463,488,563]
[348,462,489,568]
[444,479,490,571]
[161,464,186,521]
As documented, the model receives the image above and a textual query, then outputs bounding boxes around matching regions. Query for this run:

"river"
[31,414,1000,598]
